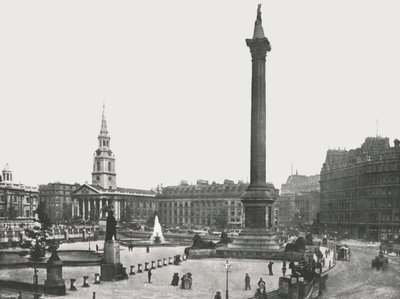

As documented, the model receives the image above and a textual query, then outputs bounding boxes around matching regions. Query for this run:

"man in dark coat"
[214,291,222,299]
[148,269,152,283]
[282,261,287,276]
[245,273,251,290]
[268,261,274,275]
[289,260,295,275]
[171,273,179,286]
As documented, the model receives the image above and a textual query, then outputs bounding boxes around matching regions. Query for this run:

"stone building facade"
[71,106,156,224]
[275,173,320,227]
[0,164,39,224]
[39,182,80,224]
[156,180,247,229]
[320,137,400,241]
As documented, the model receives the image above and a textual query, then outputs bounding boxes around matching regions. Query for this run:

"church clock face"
[108,177,112,181]
[96,176,100,181]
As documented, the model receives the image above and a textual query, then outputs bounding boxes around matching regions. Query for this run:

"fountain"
[149,215,165,244]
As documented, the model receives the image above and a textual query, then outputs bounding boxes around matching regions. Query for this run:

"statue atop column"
[105,209,117,241]
[253,3,266,39]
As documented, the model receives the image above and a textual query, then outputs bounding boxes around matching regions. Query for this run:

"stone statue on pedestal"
[44,242,66,295]
[105,210,117,241]
[101,208,128,281]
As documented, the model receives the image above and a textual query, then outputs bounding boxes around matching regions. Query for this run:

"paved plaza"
[0,241,335,299]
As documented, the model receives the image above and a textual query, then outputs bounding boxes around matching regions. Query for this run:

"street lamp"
[88,230,92,251]
[224,260,232,299]
[129,229,133,247]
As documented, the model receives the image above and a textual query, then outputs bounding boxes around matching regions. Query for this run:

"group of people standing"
[170,272,192,289]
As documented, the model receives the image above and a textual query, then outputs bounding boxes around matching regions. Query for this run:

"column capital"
[246,38,271,60]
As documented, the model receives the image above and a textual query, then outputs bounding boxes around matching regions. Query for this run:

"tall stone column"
[227,4,280,254]
[241,4,277,226]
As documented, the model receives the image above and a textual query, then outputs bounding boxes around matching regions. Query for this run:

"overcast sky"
[1,1,399,190]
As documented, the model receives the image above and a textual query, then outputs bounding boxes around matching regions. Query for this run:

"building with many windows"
[320,137,400,241]
[71,106,156,225]
[156,179,247,229]
[275,172,320,227]
[0,164,39,224]
[39,182,80,224]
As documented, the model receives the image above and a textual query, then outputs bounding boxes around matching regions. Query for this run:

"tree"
[36,201,52,230]
[62,203,72,224]
[120,204,133,224]
[21,224,59,288]
[89,208,99,225]
[214,209,228,230]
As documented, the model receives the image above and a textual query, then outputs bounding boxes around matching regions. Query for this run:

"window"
[97,161,101,171]
[25,210,30,217]
[108,162,111,172]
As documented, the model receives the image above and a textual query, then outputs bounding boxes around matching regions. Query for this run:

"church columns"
[71,199,74,217]
[99,199,103,218]
[87,198,91,219]
[83,199,86,220]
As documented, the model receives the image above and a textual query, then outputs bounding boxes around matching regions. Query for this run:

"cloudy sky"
[1,0,399,190]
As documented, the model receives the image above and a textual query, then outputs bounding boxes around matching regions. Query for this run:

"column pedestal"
[44,251,66,295]
[100,240,128,281]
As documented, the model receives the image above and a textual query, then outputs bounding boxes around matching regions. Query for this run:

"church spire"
[100,103,108,136]
[92,104,116,190]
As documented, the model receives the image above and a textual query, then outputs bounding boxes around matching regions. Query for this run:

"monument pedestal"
[44,251,66,296]
[100,240,128,281]
[221,183,282,258]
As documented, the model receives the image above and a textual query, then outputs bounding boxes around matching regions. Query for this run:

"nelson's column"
[227,4,280,256]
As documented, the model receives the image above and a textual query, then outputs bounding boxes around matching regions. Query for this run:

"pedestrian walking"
[148,269,152,283]
[282,262,287,276]
[245,273,251,290]
[214,291,222,299]
[171,273,179,286]
[257,278,265,292]
[289,260,295,275]
[146,245,150,253]
[268,261,274,275]
[96,244,98,252]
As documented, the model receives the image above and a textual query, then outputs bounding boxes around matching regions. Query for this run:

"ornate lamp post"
[129,229,133,247]
[224,260,232,299]
[88,230,92,251]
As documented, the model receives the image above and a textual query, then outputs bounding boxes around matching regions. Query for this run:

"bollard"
[157,259,162,268]
[163,258,168,266]
[93,291,96,299]
[70,278,77,291]
[168,257,173,265]
[182,254,187,261]
[130,265,135,275]
[151,260,156,269]
[94,273,100,284]
[83,275,90,287]
[138,263,143,273]
[144,262,149,271]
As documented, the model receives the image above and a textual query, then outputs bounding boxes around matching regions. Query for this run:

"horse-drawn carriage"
[337,244,350,261]
[371,253,388,270]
